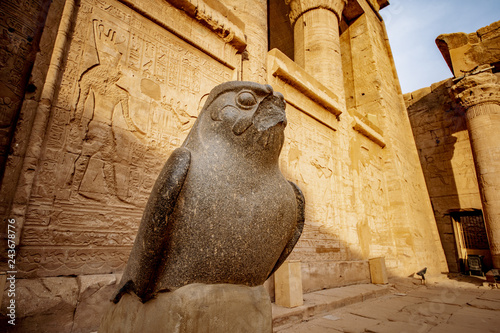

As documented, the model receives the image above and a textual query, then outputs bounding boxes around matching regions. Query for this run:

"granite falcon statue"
[113,81,305,303]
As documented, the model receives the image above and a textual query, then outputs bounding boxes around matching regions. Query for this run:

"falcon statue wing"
[112,147,191,303]
[267,181,305,279]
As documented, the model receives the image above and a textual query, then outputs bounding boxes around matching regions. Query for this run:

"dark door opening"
[451,210,492,275]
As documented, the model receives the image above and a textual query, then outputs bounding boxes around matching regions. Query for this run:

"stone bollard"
[274,260,304,308]
[369,257,388,284]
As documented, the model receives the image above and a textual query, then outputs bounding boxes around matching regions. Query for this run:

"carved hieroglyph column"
[288,0,346,101]
[452,70,500,268]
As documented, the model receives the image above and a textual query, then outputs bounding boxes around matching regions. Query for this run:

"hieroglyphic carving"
[280,104,343,262]
[17,247,129,277]
[17,0,237,277]
[0,0,50,183]
[119,0,245,61]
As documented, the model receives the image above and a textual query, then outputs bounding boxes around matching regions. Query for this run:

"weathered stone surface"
[275,279,500,333]
[0,0,51,187]
[0,274,120,332]
[268,9,447,278]
[115,81,305,302]
[405,79,477,273]
[72,274,119,333]
[219,0,268,83]
[0,277,78,333]
[100,283,272,333]
[291,0,346,99]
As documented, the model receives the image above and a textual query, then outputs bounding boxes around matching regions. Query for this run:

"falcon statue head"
[184,81,287,161]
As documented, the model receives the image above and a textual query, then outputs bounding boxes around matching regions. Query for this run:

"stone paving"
[274,275,500,333]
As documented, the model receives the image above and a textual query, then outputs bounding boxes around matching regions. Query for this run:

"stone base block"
[301,260,370,293]
[99,283,272,333]
[0,274,119,333]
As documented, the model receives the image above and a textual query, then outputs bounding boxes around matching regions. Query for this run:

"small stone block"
[369,257,388,284]
[274,260,304,308]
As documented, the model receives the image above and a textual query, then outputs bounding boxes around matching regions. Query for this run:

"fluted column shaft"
[288,0,346,101]
[453,70,500,268]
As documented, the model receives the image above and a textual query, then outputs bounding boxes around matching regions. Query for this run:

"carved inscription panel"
[278,91,390,264]
[280,103,346,262]
[18,0,237,277]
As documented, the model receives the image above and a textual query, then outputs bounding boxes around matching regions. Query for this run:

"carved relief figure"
[67,20,133,202]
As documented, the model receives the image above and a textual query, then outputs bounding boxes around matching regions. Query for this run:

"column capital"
[286,0,347,25]
[452,70,500,110]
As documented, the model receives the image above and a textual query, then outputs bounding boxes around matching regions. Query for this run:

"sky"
[379,0,500,94]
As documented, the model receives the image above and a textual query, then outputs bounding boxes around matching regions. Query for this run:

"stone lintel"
[287,0,348,25]
[169,0,246,51]
[268,48,344,117]
[436,32,470,76]
[123,0,247,53]
[352,114,386,148]
[376,0,389,10]
[362,0,389,12]
[342,0,364,23]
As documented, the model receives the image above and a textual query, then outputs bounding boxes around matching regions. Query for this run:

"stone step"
[272,283,392,331]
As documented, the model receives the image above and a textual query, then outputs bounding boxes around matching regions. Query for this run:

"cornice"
[167,0,246,52]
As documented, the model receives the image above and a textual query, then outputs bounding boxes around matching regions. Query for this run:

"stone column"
[288,0,346,100]
[452,70,500,268]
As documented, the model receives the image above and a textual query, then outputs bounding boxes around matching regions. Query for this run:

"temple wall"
[405,80,483,273]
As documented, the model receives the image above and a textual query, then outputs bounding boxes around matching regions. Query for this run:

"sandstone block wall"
[405,80,481,273]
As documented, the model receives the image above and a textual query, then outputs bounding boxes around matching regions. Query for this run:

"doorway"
[451,210,492,275]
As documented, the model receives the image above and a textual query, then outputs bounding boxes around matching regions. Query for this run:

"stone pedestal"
[288,0,346,100]
[100,284,272,333]
[452,70,500,268]
[274,260,304,308]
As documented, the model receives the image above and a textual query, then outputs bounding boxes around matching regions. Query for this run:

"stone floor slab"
[275,277,500,333]
[272,283,391,330]
[467,298,500,310]
[365,319,432,333]
[447,306,500,329]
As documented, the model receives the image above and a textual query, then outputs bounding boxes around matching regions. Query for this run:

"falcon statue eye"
[236,91,257,109]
